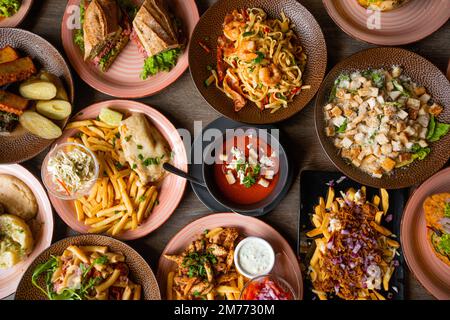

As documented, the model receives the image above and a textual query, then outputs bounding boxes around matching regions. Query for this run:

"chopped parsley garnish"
[143,157,160,166]
[253,51,265,64]
[125,135,132,142]
[243,174,256,188]
[137,144,143,150]
[141,48,182,80]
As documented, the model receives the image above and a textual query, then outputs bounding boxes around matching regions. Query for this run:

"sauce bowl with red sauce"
[202,127,289,216]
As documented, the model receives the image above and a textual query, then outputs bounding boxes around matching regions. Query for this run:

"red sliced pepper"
[198,40,211,53]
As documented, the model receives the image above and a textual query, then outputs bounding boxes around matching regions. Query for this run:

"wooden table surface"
[7,0,450,300]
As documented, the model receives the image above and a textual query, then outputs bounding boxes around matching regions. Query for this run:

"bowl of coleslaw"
[41,142,99,200]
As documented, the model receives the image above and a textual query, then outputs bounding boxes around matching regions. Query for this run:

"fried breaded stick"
[0,46,19,64]
[0,90,28,115]
[0,57,37,86]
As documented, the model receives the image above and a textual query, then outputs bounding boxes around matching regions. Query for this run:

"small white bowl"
[234,236,275,279]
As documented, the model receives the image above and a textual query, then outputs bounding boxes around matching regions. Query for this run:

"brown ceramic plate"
[15,235,161,300]
[189,0,327,124]
[323,0,450,46]
[315,47,450,189]
[0,0,33,28]
[401,167,450,299]
[0,28,74,164]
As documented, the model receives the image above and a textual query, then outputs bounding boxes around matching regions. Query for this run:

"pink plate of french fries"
[47,100,187,240]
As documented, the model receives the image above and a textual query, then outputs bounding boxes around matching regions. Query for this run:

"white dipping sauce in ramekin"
[235,237,275,278]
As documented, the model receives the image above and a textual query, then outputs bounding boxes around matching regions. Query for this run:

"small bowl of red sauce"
[240,274,296,300]
[202,127,289,215]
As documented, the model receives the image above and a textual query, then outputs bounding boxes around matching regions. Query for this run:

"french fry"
[370,221,392,236]
[375,211,383,225]
[167,272,175,300]
[101,177,108,209]
[96,204,127,217]
[114,169,132,181]
[118,178,134,214]
[65,120,93,129]
[87,126,105,139]
[92,120,116,129]
[137,186,156,223]
[90,144,114,152]
[216,286,240,294]
[88,183,98,202]
[145,189,158,218]
[107,183,114,208]
[91,212,123,228]
[325,187,334,209]
[373,290,386,300]
[133,285,141,300]
[112,213,129,236]
[85,217,104,225]
[130,179,138,198]
[87,136,113,148]
[127,171,136,192]
[206,227,223,239]
[380,188,389,214]
[74,200,84,222]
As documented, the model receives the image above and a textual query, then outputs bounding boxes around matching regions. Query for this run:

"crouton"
[381,157,396,172]
[429,103,443,116]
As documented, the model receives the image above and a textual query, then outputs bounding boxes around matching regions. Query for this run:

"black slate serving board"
[298,170,407,300]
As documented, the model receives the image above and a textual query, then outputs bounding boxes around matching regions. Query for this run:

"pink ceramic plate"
[61,0,199,98]
[0,164,53,299]
[0,0,33,27]
[323,0,450,45]
[157,213,304,300]
[49,100,188,240]
[401,167,450,299]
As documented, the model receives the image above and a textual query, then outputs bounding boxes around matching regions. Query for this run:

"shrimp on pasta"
[208,8,309,113]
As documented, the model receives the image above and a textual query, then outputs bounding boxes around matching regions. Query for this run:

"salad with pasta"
[31,245,141,300]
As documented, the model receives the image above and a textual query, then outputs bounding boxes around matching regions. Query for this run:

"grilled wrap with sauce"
[118,113,171,185]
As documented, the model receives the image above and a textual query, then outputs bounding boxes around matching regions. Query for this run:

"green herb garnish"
[141,48,182,80]
[253,51,265,64]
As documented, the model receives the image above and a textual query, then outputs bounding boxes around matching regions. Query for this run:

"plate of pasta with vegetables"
[189,0,326,124]
[15,235,161,300]
[45,100,188,240]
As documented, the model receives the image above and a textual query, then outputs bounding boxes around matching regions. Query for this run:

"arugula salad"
[324,66,450,178]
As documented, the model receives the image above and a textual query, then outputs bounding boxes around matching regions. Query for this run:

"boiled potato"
[19,111,62,139]
[39,71,69,101]
[36,100,72,120]
[0,214,34,269]
[19,79,57,100]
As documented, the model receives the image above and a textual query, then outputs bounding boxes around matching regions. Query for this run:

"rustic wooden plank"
[6,0,448,300]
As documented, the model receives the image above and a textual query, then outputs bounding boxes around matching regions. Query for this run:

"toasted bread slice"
[0,46,19,64]
[0,90,29,115]
[0,57,37,86]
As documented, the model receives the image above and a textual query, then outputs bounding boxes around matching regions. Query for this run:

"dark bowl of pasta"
[189,0,327,124]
